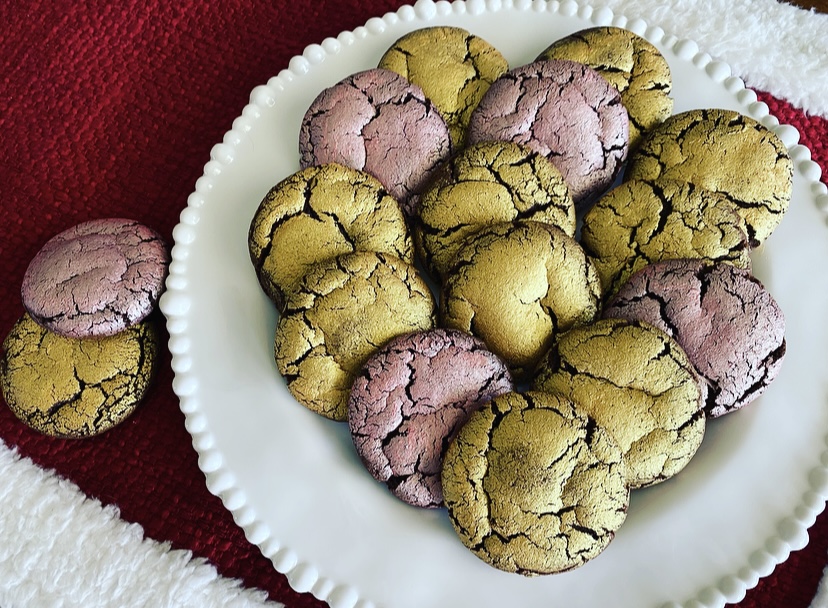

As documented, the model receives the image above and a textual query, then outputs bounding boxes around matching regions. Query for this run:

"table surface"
[792,0,828,10]
[0,2,826,608]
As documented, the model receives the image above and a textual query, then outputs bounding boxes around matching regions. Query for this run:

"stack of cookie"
[0,219,169,438]
[248,164,437,421]
[248,24,791,577]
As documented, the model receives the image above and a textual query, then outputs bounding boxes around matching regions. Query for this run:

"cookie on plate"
[248,163,413,311]
[348,328,513,508]
[604,259,786,417]
[580,178,751,297]
[440,221,601,378]
[467,59,629,209]
[378,26,508,147]
[1,314,159,438]
[415,141,575,280]
[441,390,629,575]
[275,252,436,421]
[533,318,705,489]
[625,108,793,245]
[299,68,452,219]
[21,218,169,338]
[537,26,673,149]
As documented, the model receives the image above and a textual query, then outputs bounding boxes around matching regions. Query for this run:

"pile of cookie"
[0,219,169,438]
[248,25,790,575]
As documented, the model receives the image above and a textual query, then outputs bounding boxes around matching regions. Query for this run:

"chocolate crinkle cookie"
[21,218,169,339]
[378,26,508,148]
[415,140,575,282]
[440,221,601,378]
[248,163,413,311]
[348,328,513,508]
[1,314,159,438]
[604,259,786,417]
[467,59,629,210]
[625,108,792,245]
[274,251,436,422]
[581,178,751,297]
[536,26,673,149]
[533,318,705,489]
[298,68,452,219]
[441,391,629,575]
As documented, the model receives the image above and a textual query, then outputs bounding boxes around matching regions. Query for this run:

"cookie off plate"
[159,2,828,607]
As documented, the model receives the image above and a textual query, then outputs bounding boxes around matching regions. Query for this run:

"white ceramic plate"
[160,2,828,607]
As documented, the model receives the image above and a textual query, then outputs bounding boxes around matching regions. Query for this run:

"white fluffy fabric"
[0,441,282,608]
[814,574,828,608]
[0,2,825,607]
[590,0,828,118]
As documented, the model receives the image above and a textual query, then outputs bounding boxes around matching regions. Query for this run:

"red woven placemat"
[1,2,826,607]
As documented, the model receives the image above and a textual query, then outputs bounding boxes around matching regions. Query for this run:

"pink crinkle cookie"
[467,59,629,210]
[21,218,170,338]
[348,328,513,508]
[604,259,786,417]
[298,68,452,219]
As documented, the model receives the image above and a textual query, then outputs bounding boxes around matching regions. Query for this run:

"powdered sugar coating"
[22,219,169,338]
[348,328,513,508]
[467,59,628,209]
[299,68,452,218]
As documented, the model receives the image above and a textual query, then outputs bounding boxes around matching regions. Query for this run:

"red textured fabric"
[0,2,826,607]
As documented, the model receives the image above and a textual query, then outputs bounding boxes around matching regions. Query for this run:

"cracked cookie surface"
[415,141,575,281]
[533,318,705,489]
[466,59,628,209]
[625,108,793,245]
[248,164,413,311]
[378,26,508,148]
[581,178,751,297]
[0,314,159,438]
[348,328,513,508]
[441,390,629,575]
[21,218,169,338]
[299,68,452,218]
[440,221,601,378]
[604,259,786,417]
[537,26,673,149]
[275,251,436,421]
